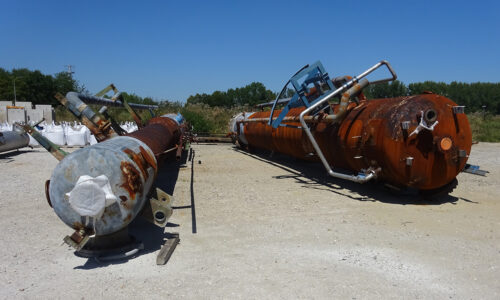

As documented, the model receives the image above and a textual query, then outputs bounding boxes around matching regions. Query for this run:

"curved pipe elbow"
[327,169,376,183]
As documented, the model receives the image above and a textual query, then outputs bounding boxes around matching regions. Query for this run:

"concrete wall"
[14,102,33,109]
[0,106,7,123]
[7,108,26,123]
[0,104,54,124]
[36,105,54,123]
[26,109,44,123]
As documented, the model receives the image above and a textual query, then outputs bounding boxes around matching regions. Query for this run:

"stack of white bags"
[0,123,12,132]
[0,121,138,147]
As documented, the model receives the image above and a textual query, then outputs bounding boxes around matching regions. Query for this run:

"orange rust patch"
[72,222,84,230]
[123,148,149,179]
[139,146,157,172]
[124,213,132,222]
[119,161,143,199]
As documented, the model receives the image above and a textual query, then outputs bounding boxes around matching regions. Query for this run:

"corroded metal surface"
[55,92,118,142]
[48,114,185,238]
[234,93,472,191]
[49,136,157,235]
[127,114,184,157]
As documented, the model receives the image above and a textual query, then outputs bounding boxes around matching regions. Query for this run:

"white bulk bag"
[89,134,98,145]
[43,122,66,146]
[66,125,87,146]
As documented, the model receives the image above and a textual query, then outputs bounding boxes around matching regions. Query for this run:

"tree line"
[186,82,276,107]
[188,80,500,114]
[0,67,83,106]
[1,68,499,114]
[363,80,500,113]
[0,68,158,107]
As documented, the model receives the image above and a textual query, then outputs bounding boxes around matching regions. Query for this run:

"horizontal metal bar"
[75,94,158,110]
[255,97,292,108]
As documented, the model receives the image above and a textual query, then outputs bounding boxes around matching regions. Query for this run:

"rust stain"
[119,195,132,210]
[139,146,157,171]
[119,161,142,199]
[123,148,149,179]
[126,117,182,158]
[72,222,84,230]
[124,213,132,222]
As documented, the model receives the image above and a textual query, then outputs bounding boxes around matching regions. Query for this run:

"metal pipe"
[298,81,375,183]
[298,61,395,182]
[0,124,29,154]
[241,79,370,125]
[56,92,118,142]
[69,93,158,110]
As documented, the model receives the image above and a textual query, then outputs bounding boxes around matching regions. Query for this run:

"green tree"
[185,82,276,108]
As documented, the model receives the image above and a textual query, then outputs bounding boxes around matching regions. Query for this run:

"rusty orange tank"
[230,92,472,192]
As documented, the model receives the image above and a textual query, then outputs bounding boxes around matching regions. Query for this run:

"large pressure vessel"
[48,114,184,235]
[230,93,472,191]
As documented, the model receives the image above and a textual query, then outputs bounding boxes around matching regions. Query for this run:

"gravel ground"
[0,142,499,299]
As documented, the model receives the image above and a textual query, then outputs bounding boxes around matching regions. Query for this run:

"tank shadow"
[73,217,175,269]
[233,147,475,205]
[0,149,34,161]
[73,150,190,269]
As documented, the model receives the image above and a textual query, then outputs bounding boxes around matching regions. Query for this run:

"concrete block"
[14,101,32,109]
[43,108,54,123]
[7,108,26,123]
[35,105,54,123]
[35,104,52,110]
[26,108,44,123]
[0,106,7,123]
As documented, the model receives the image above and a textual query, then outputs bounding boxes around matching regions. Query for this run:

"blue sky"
[1,0,499,102]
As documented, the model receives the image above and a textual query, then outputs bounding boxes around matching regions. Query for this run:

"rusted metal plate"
[156,233,179,265]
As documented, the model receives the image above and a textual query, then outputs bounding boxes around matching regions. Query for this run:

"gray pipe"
[67,92,158,110]
[0,124,30,154]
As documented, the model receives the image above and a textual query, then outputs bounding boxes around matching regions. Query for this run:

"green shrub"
[468,113,500,142]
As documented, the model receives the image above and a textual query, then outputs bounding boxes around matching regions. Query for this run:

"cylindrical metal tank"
[48,114,184,235]
[0,124,30,154]
[231,93,472,191]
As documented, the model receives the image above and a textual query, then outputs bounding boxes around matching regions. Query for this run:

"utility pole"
[13,77,22,106]
[13,78,17,106]
[65,65,75,77]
